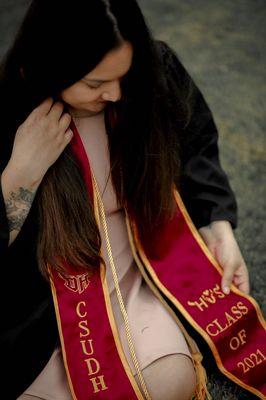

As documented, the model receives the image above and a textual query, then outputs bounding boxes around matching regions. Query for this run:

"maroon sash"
[128,189,266,399]
[47,118,266,399]
[49,263,144,399]
[48,119,145,399]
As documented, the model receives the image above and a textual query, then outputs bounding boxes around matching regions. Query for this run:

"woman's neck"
[72,110,104,118]
[67,105,105,119]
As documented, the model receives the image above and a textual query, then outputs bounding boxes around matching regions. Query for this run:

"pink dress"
[20,109,192,399]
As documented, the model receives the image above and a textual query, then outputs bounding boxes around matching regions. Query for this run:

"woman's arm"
[0,164,42,249]
[156,40,250,295]
[0,173,9,252]
[198,220,250,295]
[156,40,238,230]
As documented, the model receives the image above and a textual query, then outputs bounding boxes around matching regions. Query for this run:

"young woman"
[0,1,251,399]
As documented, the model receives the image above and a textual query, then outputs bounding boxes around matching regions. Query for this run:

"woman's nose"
[101,80,121,102]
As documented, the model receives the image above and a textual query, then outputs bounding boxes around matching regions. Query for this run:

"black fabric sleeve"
[157,40,238,230]
[0,172,9,252]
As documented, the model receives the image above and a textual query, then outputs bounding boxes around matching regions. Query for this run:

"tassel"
[178,330,212,399]
[191,350,212,400]
[165,317,213,399]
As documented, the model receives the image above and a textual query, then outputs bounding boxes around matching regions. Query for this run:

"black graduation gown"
[0,40,238,399]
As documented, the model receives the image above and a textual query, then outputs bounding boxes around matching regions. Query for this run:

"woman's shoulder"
[154,39,202,128]
[154,39,199,107]
[154,39,214,129]
[154,39,181,61]
[154,39,191,85]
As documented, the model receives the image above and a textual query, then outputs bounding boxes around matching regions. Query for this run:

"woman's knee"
[134,353,197,400]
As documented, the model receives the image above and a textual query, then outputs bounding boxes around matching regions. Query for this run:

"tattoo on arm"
[4,187,37,233]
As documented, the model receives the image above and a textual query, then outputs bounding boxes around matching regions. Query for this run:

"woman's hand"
[198,220,250,295]
[9,97,73,184]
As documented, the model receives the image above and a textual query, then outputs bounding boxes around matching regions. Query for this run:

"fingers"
[32,97,54,117]
[59,128,74,149]
[32,98,66,121]
[222,261,250,295]
[49,100,65,120]
[238,281,250,295]
[221,262,236,294]
[234,263,250,295]
[59,112,72,129]
[64,128,73,140]
[57,113,73,143]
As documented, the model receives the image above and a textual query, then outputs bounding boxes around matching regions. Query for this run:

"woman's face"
[59,40,133,117]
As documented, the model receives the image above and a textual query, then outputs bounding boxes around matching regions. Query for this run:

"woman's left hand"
[198,220,250,295]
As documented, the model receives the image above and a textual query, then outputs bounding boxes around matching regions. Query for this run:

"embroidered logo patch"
[59,272,91,294]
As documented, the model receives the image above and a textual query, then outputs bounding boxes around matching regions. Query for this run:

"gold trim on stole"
[46,182,144,400]
[124,210,211,400]
[126,186,266,400]
[49,268,78,400]
[173,189,266,329]
[93,185,145,399]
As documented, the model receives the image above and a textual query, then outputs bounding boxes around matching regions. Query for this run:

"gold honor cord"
[91,170,152,400]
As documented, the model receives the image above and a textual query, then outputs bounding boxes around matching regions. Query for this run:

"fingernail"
[223,286,230,294]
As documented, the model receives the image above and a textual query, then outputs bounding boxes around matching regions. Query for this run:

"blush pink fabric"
[21,109,192,400]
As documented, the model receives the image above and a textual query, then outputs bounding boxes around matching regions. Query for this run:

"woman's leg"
[17,395,45,400]
[134,353,197,400]
[17,356,196,400]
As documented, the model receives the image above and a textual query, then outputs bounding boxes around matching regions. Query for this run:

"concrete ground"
[0,1,265,399]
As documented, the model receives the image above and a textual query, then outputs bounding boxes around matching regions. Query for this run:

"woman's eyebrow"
[83,78,111,83]
[83,68,131,84]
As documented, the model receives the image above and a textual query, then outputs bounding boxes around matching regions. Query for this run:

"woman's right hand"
[8,97,73,184]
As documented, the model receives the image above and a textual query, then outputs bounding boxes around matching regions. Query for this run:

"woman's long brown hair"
[0,0,191,280]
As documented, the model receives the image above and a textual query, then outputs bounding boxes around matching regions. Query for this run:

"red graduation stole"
[47,118,266,400]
